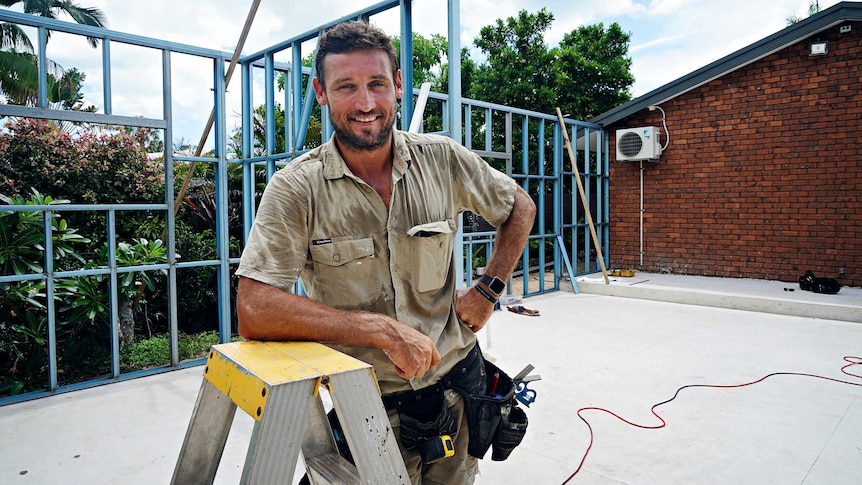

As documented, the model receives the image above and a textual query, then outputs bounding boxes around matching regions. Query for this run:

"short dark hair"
[314,20,398,88]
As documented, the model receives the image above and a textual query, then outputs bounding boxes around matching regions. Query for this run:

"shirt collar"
[320,130,412,181]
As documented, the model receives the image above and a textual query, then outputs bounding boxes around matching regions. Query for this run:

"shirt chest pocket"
[309,237,379,309]
[407,219,456,293]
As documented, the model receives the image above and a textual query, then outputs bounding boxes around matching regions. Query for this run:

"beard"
[330,110,396,152]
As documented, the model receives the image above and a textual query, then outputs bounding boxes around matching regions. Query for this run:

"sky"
[5,0,846,147]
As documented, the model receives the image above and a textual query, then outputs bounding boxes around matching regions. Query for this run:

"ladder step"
[306,453,360,484]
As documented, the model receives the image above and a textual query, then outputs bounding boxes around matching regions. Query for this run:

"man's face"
[313,49,403,152]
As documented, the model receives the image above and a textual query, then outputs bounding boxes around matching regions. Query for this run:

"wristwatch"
[479,274,506,297]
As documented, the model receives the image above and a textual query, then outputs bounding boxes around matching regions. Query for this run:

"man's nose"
[354,86,375,111]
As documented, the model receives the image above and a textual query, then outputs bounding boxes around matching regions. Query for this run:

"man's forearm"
[237,276,386,344]
[236,277,441,379]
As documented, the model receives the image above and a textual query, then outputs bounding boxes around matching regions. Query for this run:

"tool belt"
[383,382,458,463]
[441,344,529,461]
[383,344,530,463]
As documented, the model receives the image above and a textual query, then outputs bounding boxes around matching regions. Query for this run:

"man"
[235,20,535,484]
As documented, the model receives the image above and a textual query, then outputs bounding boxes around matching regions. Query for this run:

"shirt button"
[333,254,340,262]
[363,186,373,193]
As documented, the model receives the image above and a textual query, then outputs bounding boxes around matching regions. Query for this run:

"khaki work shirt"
[236,130,517,395]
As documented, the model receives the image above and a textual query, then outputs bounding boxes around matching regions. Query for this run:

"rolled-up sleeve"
[447,137,517,228]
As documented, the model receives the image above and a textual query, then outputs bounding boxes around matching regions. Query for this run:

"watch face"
[489,277,505,294]
[482,274,505,294]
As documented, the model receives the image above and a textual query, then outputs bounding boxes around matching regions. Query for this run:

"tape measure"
[418,435,455,463]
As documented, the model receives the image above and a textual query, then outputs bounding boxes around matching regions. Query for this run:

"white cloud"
[6,0,849,140]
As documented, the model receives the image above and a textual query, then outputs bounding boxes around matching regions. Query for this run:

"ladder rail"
[172,341,409,485]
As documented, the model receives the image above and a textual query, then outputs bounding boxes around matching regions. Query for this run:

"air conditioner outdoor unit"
[616,126,662,161]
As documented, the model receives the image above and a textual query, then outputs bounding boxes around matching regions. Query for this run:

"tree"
[0,0,106,47]
[470,9,558,114]
[555,23,634,119]
[0,0,106,107]
[393,32,449,89]
[468,8,633,120]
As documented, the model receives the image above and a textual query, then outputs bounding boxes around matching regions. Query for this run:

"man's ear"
[312,77,327,105]
[394,69,403,100]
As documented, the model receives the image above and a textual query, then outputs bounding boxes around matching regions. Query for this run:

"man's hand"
[382,321,441,380]
[454,287,495,333]
[454,186,535,333]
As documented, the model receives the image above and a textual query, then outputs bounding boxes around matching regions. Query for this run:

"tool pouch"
[384,384,458,463]
[464,360,522,459]
[491,404,528,461]
[444,345,529,461]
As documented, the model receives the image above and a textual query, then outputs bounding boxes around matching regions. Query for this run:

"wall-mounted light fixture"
[809,41,828,56]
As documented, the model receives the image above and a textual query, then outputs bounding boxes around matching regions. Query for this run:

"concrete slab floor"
[1,281,860,484]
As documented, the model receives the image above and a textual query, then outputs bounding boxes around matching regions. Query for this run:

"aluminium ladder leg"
[172,341,409,485]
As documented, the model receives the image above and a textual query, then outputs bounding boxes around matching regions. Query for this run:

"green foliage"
[468,8,633,120]
[114,238,169,294]
[0,50,83,107]
[471,245,487,271]
[119,331,224,372]
[555,23,635,119]
[0,190,94,396]
[0,118,165,249]
[471,9,558,114]
[0,189,90,275]
[0,190,181,396]
[0,0,107,47]
[393,32,449,89]
[0,311,48,395]
[173,221,218,333]
[1,0,107,106]
[0,118,164,204]
[787,1,821,25]
[119,333,170,371]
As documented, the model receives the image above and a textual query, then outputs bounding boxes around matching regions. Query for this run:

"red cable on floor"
[561,356,862,484]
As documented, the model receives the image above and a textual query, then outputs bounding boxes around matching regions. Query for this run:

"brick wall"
[608,21,861,287]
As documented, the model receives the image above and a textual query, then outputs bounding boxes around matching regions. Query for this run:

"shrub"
[0,118,164,204]
[119,330,224,372]
[0,119,238,396]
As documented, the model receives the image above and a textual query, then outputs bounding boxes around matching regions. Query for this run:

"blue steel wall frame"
[0,9,233,405]
[0,0,608,406]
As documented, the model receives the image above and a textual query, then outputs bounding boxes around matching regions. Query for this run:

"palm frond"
[1,22,34,53]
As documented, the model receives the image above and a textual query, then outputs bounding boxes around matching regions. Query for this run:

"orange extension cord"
[561,356,862,484]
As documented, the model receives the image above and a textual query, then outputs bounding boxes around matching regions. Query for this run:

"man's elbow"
[516,186,537,220]
[236,299,255,340]
[236,277,262,340]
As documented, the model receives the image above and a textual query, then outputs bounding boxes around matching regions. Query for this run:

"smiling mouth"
[351,113,380,123]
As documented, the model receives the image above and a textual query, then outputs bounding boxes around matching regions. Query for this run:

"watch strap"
[474,283,498,304]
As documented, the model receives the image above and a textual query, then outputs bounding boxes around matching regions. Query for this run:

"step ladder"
[172,340,409,485]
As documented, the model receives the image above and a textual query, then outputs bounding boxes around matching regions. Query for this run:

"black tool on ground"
[798,270,842,294]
